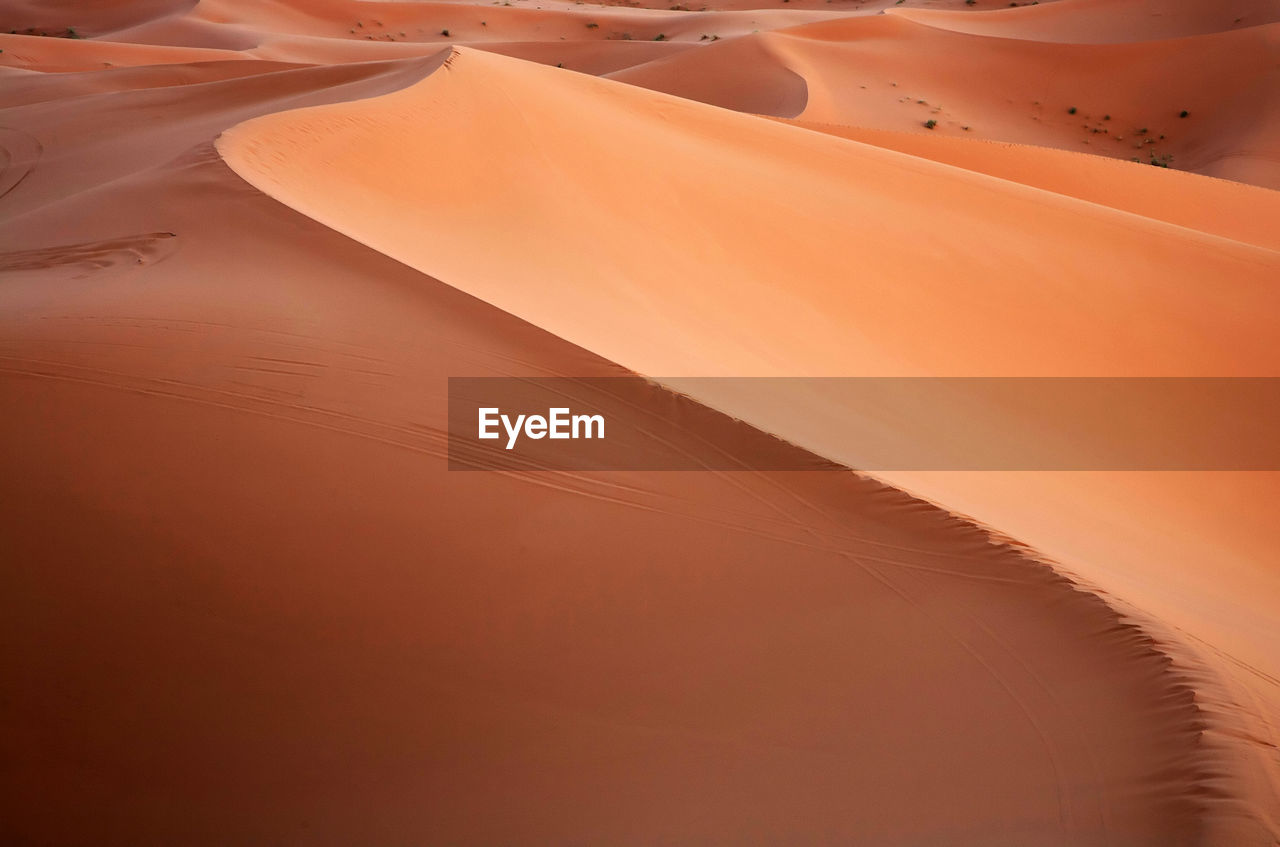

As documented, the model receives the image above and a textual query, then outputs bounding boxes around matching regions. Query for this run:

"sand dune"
[197,0,853,52]
[610,14,1280,187]
[891,0,1280,44]
[220,44,1280,842]
[0,0,194,37]
[4,0,1280,843]
[222,47,1280,379]
[2,52,1234,846]
[776,120,1280,250]
[0,31,245,71]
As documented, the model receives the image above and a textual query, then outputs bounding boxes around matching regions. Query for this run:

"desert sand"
[2,0,1278,844]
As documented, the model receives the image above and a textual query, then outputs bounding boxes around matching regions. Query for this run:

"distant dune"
[3,0,1279,844]
[610,13,1280,187]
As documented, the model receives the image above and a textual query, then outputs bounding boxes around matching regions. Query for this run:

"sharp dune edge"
[3,0,1279,844]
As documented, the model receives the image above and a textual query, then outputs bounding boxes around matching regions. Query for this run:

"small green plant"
[654,33,666,40]
[1067,106,1077,115]
[924,119,937,129]
[1179,110,1189,118]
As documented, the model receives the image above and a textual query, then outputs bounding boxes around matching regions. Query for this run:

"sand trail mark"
[0,231,177,276]
[0,127,42,206]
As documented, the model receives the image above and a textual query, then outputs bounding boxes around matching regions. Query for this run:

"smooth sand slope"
[774,120,1280,251]
[220,45,1280,843]
[222,47,1280,380]
[0,52,1233,847]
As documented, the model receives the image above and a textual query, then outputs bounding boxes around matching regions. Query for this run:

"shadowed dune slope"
[0,0,195,37]
[0,56,1233,847]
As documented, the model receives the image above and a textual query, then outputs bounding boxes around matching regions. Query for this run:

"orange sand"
[3,0,1279,843]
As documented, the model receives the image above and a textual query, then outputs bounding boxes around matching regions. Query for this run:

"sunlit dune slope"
[221,47,1280,381]
[0,55,1230,846]
[775,119,1280,250]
